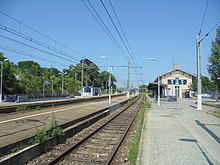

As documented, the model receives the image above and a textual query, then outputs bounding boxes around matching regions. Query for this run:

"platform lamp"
[0,59,9,103]
[100,55,111,104]
[59,72,67,95]
[149,58,160,106]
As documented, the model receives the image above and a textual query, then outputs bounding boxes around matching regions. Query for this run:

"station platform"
[0,95,129,148]
[137,98,220,165]
[0,94,125,113]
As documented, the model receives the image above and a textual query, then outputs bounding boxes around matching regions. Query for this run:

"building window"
[183,80,187,85]
[168,80,172,84]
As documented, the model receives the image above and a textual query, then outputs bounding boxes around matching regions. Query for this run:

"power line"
[0,10,85,58]
[0,24,80,62]
[199,0,210,33]
[82,0,126,59]
[0,34,79,64]
[200,20,220,42]
[0,45,68,67]
[82,0,128,61]
[100,0,140,74]
[108,0,140,73]
[0,10,106,67]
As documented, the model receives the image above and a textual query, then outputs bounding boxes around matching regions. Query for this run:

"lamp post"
[149,58,160,106]
[59,72,67,95]
[0,59,8,102]
[101,55,111,104]
[196,32,202,110]
[81,58,84,98]
[175,77,179,110]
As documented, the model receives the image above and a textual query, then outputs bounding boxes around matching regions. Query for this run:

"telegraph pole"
[197,32,202,110]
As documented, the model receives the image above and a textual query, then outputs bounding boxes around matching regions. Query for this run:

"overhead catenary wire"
[200,20,220,42]
[0,10,104,66]
[99,0,141,74]
[0,10,85,58]
[199,0,210,33]
[108,0,140,73]
[82,0,128,61]
[0,24,80,62]
[0,34,79,64]
[0,45,68,67]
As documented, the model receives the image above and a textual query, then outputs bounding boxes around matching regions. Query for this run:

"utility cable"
[100,0,140,74]
[82,0,126,59]
[199,0,210,33]
[0,24,80,62]
[108,0,140,72]
[82,0,128,61]
[0,10,85,58]
[0,34,78,64]
[200,20,220,42]
[0,45,68,67]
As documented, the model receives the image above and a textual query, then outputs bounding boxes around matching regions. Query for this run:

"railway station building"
[148,64,195,98]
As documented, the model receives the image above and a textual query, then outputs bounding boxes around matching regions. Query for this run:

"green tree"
[17,61,42,94]
[207,26,220,97]
[139,84,148,93]
[0,52,22,94]
[191,76,215,93]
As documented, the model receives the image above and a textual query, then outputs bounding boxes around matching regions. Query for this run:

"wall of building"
[160,71,193,98]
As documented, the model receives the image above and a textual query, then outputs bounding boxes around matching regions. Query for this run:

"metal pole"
[108,66,112,104]
[175,78,179,110]
[0,59,8,102]
[51,80,54,97]
[0,62,3,102]
[81,58,84,98]
[158,75,160,106]
[197,33,202,110]
[127,59,130,98]
[43,81,45,97]
[74,73,77,95]
[61,74,64,95]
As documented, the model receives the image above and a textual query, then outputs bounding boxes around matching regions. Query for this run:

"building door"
[175,86,180,97]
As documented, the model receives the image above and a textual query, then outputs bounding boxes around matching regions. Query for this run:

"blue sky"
[0,0,219,88]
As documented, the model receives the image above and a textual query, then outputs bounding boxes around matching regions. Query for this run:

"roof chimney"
[173,64,180,70]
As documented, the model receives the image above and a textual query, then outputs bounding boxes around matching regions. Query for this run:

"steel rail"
[106,100,143,164]
[47,96,141,165]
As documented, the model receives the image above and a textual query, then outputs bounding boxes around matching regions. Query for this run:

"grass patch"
[129,95,150,165]
[16,105,42,112]
[34,111,64,144]
[35,106,41,110]
[11,147,22,153]
[208,110,220,118]
[16,106,29,112]
[34,127,48,144]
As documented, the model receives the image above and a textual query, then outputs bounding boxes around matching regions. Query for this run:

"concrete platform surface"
[137,98,220,165]
[0,95,128,148]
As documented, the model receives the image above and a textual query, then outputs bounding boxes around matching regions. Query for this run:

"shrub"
[34,127,48,144]
[16,106,28,112]
[35,106,41,110]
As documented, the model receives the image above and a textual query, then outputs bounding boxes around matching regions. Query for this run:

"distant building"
[148,64,195,98]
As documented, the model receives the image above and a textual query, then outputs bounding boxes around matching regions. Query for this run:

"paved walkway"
[137,98,220,165]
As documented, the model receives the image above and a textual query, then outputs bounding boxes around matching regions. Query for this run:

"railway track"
[48,96,143,165]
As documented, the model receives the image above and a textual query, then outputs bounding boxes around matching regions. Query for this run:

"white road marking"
[0,101,106,124]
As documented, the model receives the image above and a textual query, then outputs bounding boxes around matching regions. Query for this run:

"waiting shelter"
[82,86,101,96]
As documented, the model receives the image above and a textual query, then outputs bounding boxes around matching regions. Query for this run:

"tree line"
[0,53,117,97]
[191,26,220,94]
